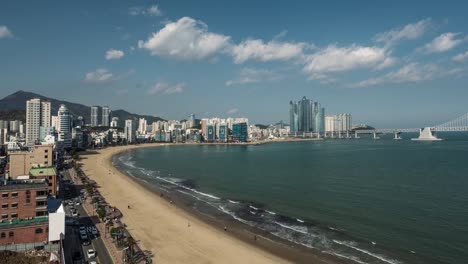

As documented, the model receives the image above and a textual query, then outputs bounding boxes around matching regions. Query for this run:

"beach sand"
[80,144,344,264]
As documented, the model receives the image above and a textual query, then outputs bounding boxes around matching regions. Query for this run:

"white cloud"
[374,19,431,45]
[352,63,463,87]
[230,39,309,64]
[227,108,239,114]
[421,32,463,53]
[148,82,185,95]
[139,17,230,60]
[225,68,280,86]
[84,68,115,83]
[0,25,13,39]
[452,50,468,62]
[303,45,389,76]
[105,49,125,60]
[129,5,162,16]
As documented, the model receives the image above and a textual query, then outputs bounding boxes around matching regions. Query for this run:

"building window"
[11,192,18,198]
[8,231,13,237]
[0,233,5,238]
[25,190,31,204]
[1,193,8,198]
[45,150,48,153]
[35,228,43,234]
[44,155,48,159]
[36,211,46,216]
[10,213,17,218]
[1,214,7,219]
[1,204,8,209]
[11,203,18,209]
[44,161,48,165]
[48,176,52,180]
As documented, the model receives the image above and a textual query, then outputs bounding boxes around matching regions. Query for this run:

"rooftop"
[29,166,57,177]
[0,179,48,191]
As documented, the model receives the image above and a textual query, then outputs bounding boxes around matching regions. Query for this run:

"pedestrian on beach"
[224,226,227,231]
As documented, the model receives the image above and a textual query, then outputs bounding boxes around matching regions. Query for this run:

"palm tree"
[124,236,137,263]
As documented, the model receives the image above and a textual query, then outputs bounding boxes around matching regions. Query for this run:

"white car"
[75,201,81,205]
[87,249,96,258]
[89,261,97,264]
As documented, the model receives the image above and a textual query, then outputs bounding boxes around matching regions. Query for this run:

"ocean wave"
[323,250,368,264]
[274,221,308,234]
[249,205,259,210]
[297,218,305,223]
[266,210,276,215]
[156,176,221,200]
[218,206,253,225]
[228,199,239,204]
[333,240,401,264]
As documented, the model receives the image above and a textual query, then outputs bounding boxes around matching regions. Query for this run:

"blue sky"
[1,0,468,128]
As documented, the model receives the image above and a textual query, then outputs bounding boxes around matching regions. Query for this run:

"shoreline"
[80,143,345,264]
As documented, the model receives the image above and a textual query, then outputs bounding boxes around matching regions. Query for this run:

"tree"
[97,207,106,220]
[125,236,137,263]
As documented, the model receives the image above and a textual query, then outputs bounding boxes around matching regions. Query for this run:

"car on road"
[87,249,96,258]
[80,233,88,240]
[82,239,91,246]
[91,227,98,236]
[75,201,81,205]
[72,211,79,217]
[79,226,86,234]
[67,201,74,206]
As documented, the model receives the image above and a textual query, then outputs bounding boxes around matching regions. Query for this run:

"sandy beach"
[80,143,344,264]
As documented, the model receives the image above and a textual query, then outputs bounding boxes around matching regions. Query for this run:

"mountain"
[0,90,165,126]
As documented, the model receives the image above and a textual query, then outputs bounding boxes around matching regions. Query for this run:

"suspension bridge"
[324,113,468,140]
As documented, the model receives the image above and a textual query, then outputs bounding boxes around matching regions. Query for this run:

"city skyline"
[1,1,468,128]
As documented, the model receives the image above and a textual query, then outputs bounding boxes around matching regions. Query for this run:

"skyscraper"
[58,104,72,148]
[41,101,51,127]
[102,106,110,127]
[26,98,51,146]
[91,106,99,127]
[138,118,147,135]
[125,119,135,143]
[289,96,324,134]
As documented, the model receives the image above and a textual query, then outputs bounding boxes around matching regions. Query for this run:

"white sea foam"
[249,205,259,210]
[274,221,308,234]
[228,199,239,204]
[333,240,401,264]
[249,211,256,215]
[266,210,276,215]
[218,206,252,225]
[323,250,368,264]
[156,176,221,200]
[297,218,305,223]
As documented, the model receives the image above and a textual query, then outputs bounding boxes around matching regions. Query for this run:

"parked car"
[75,201,81,205]
[91,227,98,236]
[79,226,87,235]
[87,249,96,258]
[72,211,79,217]
[80,233,88,240]
[82,239,91,246]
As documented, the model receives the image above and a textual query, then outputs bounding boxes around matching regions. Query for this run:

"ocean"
[113,132,468,264]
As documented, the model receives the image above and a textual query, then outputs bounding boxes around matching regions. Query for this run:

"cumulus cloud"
[0,25,13,39]
[225,68,280,86]
[303,45,390,76]
[230,39,309,64]
[105,49,125,60]
[452,51,468,62]
[374,19,431,45]
[227,108,239,114]
[421,32,464,53]
[148,82,185,95]
[138,17,230,60]
[352,63,462,87]
[129,5,162,16]
[84,68,115,83]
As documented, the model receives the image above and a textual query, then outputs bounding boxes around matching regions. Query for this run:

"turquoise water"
[115,133,468,264]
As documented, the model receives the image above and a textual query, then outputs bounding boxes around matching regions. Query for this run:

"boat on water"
[411,127,443,141]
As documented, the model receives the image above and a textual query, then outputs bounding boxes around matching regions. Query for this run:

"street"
[62,169,114,264]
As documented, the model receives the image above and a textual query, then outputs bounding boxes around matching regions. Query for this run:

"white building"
[26,98,51,146]
[125,119,135,143]
[58,104,72,148]
[102,106,110,127]
[51,115,59,131]
[110,117,119,127]
[325,114,352,133]
[138,118,147,135]
[91,106,99,127]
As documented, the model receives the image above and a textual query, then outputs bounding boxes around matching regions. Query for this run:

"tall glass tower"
[289,96,324,134]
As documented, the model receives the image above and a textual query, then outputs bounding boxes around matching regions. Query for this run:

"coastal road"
[63,169,114,264]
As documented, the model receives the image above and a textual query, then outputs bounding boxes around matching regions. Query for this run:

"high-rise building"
[58,104,72,148]
[232,122,248,142]
[125,119,135,143]
[325,114,352,133]
[41,101,51,128]
[289,96,324,134]
[102,106,110,127]
[138,118,147,135]
[189,114,196,128]
[51,116,59,131]
[90,106,99,127]
[25,99,52,146]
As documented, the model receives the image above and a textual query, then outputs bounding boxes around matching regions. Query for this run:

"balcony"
[35,205,47,211]
[35,195,47,201]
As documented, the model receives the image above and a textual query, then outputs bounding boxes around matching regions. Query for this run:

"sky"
[1,0,468,128]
